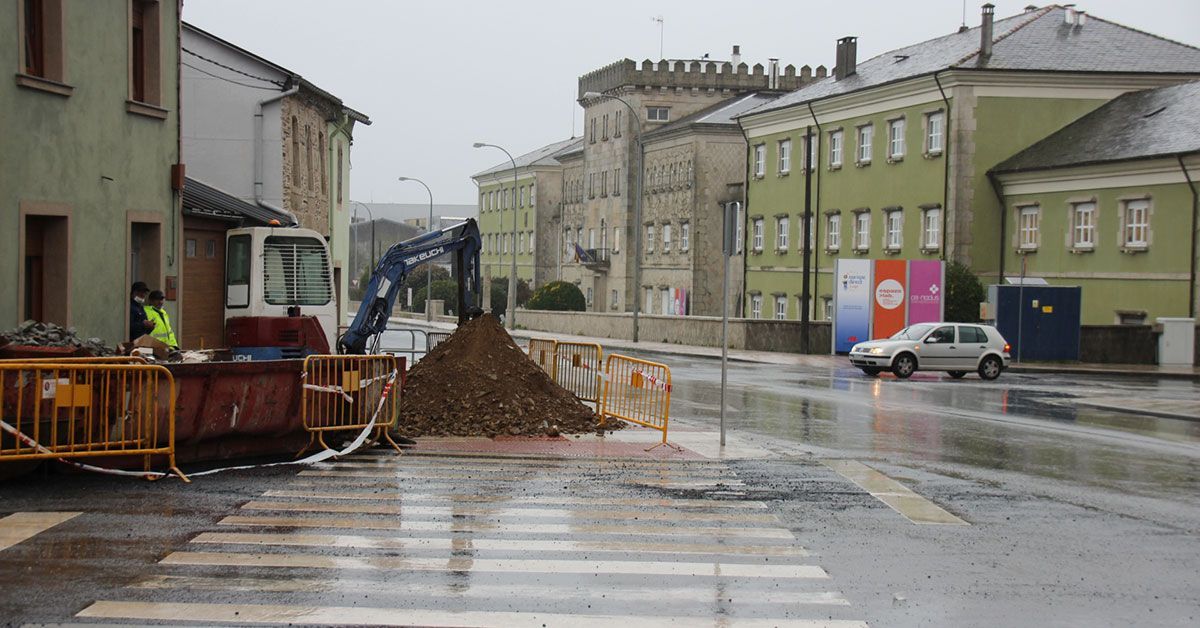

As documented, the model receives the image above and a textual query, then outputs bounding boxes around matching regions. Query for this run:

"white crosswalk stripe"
[79,453,867,626]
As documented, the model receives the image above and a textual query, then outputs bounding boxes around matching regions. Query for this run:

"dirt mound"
[398,314,603,437]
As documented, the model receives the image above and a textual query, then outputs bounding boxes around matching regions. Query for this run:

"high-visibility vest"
[143,306,178,348]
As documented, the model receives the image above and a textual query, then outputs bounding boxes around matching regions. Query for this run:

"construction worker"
[143,290,178,349]
[129,281,154,341]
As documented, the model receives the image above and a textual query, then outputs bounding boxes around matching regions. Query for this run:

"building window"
[856,124,873,165]
[775,296,787,320]
[645,287,654,313]
[680,221,690,252]
[601,171,608,197]
[753,145,766,177]
[750,295,762,319]
[1071,201,1095,250]
[829,130,843,168]
[826,213,841,250]
[1123,199,1149,248]
[806,215,815,251]
[185,238,197,258]
[588,173,595,199]
[586,287,594,307]
[21,0,65,82]
[588,228,595,250]
[612,227,620,253]
[887,118,905,160]
[854,211,870,251]
[646,225,655,253]
[778,139,791,174]
[662,223,672,252]
[804,135,816,171]
[752,218,764,252]
[130,0,161,105]
[735,213,743,253]
[336,146,344,205]
[1018,205,1040,250]
[318,132,327,194]
[290,117,300,186]
[822,297,833,320]
[615,110,622,137]
[603,113,609,140]
[530,184,536,206]
[776,216,789,252]
[305,125,314,190]
[503,233,510,254]
[922,207,941,250]
[647,106,669,121]
[611,289,619,308]
[517,186,524,207]
[590,117,596,143]
[885,209,902,250]
[926,111,944,155]
[529,231,536,254]
[613,168,621,195]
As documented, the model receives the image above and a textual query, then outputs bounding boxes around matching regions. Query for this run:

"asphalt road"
[1,352,1197,627]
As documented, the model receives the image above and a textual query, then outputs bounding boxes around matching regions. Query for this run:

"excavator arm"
[340,218,482,354]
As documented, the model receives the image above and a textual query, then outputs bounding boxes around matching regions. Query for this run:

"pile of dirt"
[398,314,603,437]
[0,321,117,356]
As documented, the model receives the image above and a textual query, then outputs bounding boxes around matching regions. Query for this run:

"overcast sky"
[183,0,1200,206]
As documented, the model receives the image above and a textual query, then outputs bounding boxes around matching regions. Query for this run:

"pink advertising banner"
[907,260,944,324]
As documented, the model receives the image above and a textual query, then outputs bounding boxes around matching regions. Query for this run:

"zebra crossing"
[77,450,868,627]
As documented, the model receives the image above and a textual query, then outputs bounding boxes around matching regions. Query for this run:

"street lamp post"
[473,142,519,330]
[398,177,434,321]
[582,91,644,342]
[352,201,376,270]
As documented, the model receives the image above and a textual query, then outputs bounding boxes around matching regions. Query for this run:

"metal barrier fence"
[554,342,604,403]
[427,332,451,352]
[598,354,674,448]
[376,327,429,366]
[527,338,558,376]
[0,362,186,479]
[300,354,403,455]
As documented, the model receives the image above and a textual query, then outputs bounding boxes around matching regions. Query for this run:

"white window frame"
[1018,205,1040,250]
[1072,201,1095,250]
[926,111,944,155]
[750,294,762,319]
[647,106,669,122]
[752,218,764,252]
[613,227,620,254]
[753,144,766,177]
[854,211,871,251]
[1123,199,1149,248]
[826,213,841,251]
[735,214,743,254]
[680,221,690,252]
[776,216,789,252]
[856,124,873,165]
[646,225,655,253]
[888,118,905,160]
[774,296,787,320]
[662,223,672,252]
[885,210,902,250]
[922,207,941,250]
[778,139,791,174]
[645,287,654,313]
[829,130,843,167]
[530,185,536,206]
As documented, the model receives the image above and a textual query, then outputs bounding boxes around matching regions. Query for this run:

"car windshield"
[891,324,935,340]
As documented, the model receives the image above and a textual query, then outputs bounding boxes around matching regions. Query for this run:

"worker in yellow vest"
[143,290,178,349]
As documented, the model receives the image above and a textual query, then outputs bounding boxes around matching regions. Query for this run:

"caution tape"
[634,369,672,392]
[1,370,400,481]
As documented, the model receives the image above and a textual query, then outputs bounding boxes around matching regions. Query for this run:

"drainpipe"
[1180,153,1199,318]
[255,81,300,223]
[987,171,1007,288]
[934,71,951,263]
[807,101,824,328]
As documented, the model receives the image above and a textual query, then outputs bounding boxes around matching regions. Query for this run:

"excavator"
[340,218,483,355]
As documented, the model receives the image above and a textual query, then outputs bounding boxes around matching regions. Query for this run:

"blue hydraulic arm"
[340,218,482,354]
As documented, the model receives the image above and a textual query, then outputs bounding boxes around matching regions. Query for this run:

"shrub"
[411,279,459,315]
[489,277,532,317]
[527,281,586,312]
[945,261,984,323]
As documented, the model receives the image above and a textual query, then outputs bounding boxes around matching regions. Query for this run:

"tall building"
[736,4,1200,324]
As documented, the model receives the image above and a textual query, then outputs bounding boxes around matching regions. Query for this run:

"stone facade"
[282,94,336,235]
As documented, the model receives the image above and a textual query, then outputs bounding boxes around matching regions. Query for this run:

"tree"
[411,279,459,316]
[527,281,586,312]
[945,261,984,323]
[489,277,532,317]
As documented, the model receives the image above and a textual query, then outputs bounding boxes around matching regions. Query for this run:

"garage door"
[181,217,228,349]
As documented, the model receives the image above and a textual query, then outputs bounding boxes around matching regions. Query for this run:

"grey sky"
[183,0,1200,206]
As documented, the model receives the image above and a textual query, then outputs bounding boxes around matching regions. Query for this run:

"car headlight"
[851,345,861,353]
[869,347,885,355]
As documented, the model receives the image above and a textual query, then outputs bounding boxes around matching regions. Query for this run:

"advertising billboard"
[833,258,872,353]
[871,259,907,339]
[908,260,945,324]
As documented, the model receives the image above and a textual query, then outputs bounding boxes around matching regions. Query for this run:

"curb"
[1007,365,1200,381]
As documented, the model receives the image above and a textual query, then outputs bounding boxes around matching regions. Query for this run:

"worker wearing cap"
[129,281,154,341]
[143,290,178,349]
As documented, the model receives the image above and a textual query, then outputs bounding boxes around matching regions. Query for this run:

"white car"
[848,323,1012,380]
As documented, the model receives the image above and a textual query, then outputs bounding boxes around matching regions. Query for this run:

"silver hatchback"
[848,323,1012,380]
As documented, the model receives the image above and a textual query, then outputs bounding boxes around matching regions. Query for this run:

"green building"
[991,80,1200,324]
[471,137,583,289]
[2,0,182,342]
[735,4,1200,323]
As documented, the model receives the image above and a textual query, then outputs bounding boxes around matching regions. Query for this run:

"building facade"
[736,5,1200,323]
[2,0,182,343]
[565,51,817,314]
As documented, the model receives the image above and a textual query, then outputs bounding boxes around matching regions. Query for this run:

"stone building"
[564,49,819,314]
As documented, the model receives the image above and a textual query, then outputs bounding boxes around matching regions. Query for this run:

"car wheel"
[860,367,880,377]
[892,353,916,379]
[947,371,966,379]
[978,356,1002,381]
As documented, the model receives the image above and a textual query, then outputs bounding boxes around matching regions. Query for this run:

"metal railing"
[598,354,674,449]
[580,247,611,270]
[0,361,186,480]
[375,327,429,366]
[299,355,403,456]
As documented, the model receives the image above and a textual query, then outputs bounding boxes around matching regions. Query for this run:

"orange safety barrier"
[527,338,558,377]
[299,354,403,456]
[1,356,149,364]
[0,362,186,480]
[554,342,604,403]
[597,354,675,450]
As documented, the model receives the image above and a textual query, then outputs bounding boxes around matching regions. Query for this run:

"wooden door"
[180,217,228,349]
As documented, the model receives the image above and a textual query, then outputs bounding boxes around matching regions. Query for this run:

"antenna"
[652,15,664,59]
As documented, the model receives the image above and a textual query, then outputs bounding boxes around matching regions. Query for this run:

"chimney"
[1023,4,1037,12]
[768,58,779,89]
[980,3,995,60]
[834,36,857,80]
[731,45,742,67]
[1076,10,1087,26]
[1063,4,1076,24]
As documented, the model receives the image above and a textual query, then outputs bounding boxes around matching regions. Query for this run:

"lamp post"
[582,91,644,342]
[398,176,434,321]
[473,142,519,330]
[352,200,376,270]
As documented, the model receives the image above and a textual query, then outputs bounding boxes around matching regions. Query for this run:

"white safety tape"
[301,383,354,403]
[0,370,400,480]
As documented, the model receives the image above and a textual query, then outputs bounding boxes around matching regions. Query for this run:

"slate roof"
[473,137,585,178]
[743,5,1200,118]
[993,80,1200,172]
[182,177,296,226]
[646,92,780,138]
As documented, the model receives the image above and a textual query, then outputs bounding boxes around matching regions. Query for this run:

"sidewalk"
[390,315,1199,380]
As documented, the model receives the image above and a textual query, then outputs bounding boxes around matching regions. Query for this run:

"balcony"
[578,247,611,271]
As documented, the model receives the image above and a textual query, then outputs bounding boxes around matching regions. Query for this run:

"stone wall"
[282,94,334,235]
